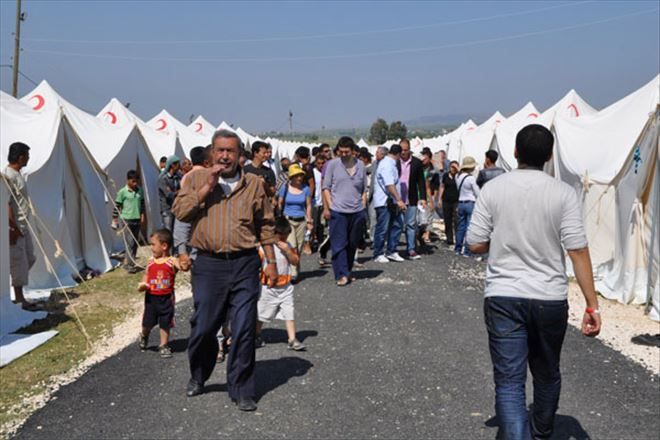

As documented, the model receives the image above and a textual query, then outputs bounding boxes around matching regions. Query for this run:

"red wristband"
[585,307,600,314]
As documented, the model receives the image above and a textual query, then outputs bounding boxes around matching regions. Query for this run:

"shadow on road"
[353,270,383,280]
[255,356,314,402]
[301,269,329,280]
[169,337,189,353]
[260,328,318,343]
[484,414,590,440]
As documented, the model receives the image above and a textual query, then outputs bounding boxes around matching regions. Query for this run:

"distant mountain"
[404,113,490,127]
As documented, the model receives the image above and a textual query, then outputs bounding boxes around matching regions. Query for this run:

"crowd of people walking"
[4,124,603,438]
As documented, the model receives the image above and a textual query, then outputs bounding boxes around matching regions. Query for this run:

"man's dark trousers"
[484,296,568,440]
[188,251,260,400]
[329,209,366,279]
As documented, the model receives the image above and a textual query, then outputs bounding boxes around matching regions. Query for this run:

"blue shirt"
[279,184,310,218]
[373,156,400,208]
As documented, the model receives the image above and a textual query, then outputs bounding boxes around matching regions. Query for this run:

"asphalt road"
[14,245,660,439]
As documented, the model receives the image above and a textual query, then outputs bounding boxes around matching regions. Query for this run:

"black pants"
[442,201,457,245]
[312,205,325,248]
[125,220,141,266]
[188,251,260,400]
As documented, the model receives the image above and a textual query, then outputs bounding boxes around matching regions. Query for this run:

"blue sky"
[0,1,658,133]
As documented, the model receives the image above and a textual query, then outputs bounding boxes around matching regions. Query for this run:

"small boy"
[255,217,306,351]
[113,170,145,274]
[137,229,186,358]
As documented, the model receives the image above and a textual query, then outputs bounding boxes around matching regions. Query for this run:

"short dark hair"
[159,156,167,164]
[336,136,356,151]
[251,141,269,156]
[7,142,30,164]
[126,169,139,180]
[421,150,432,159]
[485,150,499,164]
[274,217,292,236]
[151,228,173,249]
[312,146,320,157]
[399,138,410,147]
[294,146,310,159]
[389,144,402,155]
[319,143,330,150]
[515,124,554,168]
[190,146,207,166]
[450,160,459,166]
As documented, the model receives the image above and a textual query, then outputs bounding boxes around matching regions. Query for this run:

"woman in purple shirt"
[321,137,368,286]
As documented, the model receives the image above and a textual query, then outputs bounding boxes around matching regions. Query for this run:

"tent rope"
[2,173,93,349]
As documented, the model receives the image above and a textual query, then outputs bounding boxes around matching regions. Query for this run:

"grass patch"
[0,265,145,434]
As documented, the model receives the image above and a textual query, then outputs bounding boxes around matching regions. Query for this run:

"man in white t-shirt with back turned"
[467,124,601,440]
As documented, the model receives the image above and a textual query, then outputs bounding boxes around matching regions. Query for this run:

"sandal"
[336,276,350,287]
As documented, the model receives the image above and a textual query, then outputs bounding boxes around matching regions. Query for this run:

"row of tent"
[0,75,658,337]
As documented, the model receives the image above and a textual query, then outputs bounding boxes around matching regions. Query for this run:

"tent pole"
[11,0,23,97]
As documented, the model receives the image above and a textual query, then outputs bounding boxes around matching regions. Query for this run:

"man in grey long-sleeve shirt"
[466,124,601,440]
[158,155,181,231]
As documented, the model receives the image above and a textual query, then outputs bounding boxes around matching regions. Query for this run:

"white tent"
[147,110,208,158]
[490,102,540,170]
[188,115,216,138]
[1,86,114,295]
[96,98,162,237]
[553,75,660,316]
[457,111,505,163]
[99,100,184,165]
[446,120,477,160]
[357,138,369,149]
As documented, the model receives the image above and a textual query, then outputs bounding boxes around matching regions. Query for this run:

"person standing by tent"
[372,145,406,263]
[477,150,506,188]
[454,156,480,257]
[4,142,38,311]
[322,137,368,286]
[158,155,180,232]
[113,170,145,274]
[467,124,601,440]
[172,129,277,412]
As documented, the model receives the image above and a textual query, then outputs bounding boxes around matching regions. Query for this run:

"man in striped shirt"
[172,129,277,412]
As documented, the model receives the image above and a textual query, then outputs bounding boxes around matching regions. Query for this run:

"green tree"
[369,118,389,144]
[388,121,408,140]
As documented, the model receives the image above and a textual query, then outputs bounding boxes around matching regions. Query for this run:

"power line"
[22,1,592,45]
[22,8,659,63]
[0,64,38,86]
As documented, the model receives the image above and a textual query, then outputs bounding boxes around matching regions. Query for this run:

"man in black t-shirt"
[244,141,276,197]
[439,160,460,245]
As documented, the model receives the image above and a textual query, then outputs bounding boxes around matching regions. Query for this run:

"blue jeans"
[484,297,568,440]
[454,201,474,255]
[386,209,404,255]
[372,206,391,258]
[403,205,418,253]
[329,209,367,279]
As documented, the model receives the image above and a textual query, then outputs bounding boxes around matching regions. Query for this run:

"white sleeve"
[560,187,588,250]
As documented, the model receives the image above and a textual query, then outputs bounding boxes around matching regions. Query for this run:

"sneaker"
[475,256,484,262]
[408,251,421,260]
[288,339,306,351]
[159,345,173,358]
[138,334,148,352]
[386,253,405,262]
[255,335,266,348]
[373,255,389,263]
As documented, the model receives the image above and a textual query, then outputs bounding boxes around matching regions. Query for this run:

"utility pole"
[12,0,25,97]
[288,110,293,133]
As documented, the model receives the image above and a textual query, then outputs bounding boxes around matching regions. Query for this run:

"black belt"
[286,216,305,222]
[459,200,475,204]
[199,248,257,260]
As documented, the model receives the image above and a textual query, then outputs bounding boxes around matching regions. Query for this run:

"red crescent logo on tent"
[195,122,203,132]
[567,104,580,117]
[467,127,475,131]
[527,112,539,118]
[495,119,502,123]
[105,111,117,124]
[29,94,45,111]
[156,119,167,131]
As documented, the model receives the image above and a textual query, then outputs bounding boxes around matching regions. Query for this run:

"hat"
[460,156,477,171]
[288,163,306,178]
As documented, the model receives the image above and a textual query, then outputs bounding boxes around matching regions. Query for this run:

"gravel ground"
[12,245,660,439]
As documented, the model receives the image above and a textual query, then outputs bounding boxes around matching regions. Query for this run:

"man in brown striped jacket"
[172,129,277,412]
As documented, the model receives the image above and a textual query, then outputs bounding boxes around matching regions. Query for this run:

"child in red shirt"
[137,229,186,358]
